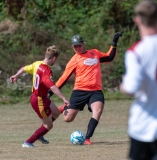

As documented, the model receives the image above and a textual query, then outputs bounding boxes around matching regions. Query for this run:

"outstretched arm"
[100,32,122,63]
[111,32,122,47]
[99,46,117,62]
[10,67,25,84]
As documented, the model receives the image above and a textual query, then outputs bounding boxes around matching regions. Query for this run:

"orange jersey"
[24,61,55,97]
[56,46,116,91]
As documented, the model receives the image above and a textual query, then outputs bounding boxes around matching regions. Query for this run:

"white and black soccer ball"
[70,130,85,145]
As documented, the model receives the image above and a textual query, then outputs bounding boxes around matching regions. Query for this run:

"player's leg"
[129,137,157,160]
[61,90,87,122]
[84,101,104,145]
[22,115,52,147]
[91,101,104,121]
[42,115,53,130]
[63,108,79,122]
[84,91,104,145]
[22,94,52,147]
[38,99,62,144]
[50,101,61,121]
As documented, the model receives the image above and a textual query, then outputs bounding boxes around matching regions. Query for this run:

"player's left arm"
[99,32,122,63]
[48,58,76,98]
[99,46,117,63]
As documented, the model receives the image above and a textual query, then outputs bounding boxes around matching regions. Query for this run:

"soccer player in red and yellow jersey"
[10,45,70,147]
[48,33,122,144]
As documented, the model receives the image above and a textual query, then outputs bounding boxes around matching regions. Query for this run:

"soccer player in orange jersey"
[49,33,122,144]
[10,45,70,147]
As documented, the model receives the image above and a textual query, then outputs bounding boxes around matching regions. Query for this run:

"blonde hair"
[45,45,60,59]
[134,0,157,27]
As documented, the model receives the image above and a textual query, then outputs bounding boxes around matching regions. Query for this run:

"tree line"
[0,0,146,94]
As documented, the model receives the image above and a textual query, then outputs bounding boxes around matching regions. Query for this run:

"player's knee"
[94,108,103,115]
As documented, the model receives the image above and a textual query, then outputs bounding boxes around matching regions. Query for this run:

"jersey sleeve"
[24,63,34,74]
[43,74,55,88]
[56,56,77,89]
[99,46,117,63]
[122,50,143,94]
[42,70,55,89]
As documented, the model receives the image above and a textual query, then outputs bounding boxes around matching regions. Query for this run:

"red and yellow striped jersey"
[24,61,55,97]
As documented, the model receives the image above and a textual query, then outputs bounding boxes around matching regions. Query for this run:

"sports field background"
[0,100,131,160]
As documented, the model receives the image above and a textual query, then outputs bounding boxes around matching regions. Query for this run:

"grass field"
[0,100,131,160]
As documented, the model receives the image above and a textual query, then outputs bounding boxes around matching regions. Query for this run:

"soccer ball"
[70,130,85,145]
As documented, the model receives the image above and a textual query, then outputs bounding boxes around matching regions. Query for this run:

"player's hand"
[10,75,17,84]
[63,97,70,107]
[112,32,122,47]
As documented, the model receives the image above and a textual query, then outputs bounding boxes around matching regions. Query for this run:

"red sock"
[26,125,49,143]
[58,104,66,113]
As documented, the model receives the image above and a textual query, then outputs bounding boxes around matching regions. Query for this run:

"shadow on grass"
[93,140,129,145]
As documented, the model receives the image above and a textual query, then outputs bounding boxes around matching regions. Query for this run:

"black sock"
[86,118,98,139]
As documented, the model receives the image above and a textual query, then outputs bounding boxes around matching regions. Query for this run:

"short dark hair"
[134,0,157,27]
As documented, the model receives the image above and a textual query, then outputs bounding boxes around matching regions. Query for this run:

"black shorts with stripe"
[69,90,105,112]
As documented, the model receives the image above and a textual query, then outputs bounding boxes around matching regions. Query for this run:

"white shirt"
[122,34,157,142]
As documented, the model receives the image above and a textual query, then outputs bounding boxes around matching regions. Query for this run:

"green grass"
[0,100,131,160]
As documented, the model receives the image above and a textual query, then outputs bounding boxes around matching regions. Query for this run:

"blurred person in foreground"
[49,33,122,144]
[120,0,157,159]
[10,45,70,148]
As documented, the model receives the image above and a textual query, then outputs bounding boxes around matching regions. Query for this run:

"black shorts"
[129,137,157,160]
[69,90,104,112]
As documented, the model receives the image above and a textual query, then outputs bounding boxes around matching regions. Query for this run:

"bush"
[0,0,141,101]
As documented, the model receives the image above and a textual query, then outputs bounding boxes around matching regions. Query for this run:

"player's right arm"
[48,57,77,98]
[99,46,117,63]
[10,67,25,84]
[56,57,77,89]
[10,62,34,84]
[99,32,122,63]
[50,85,70,106]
